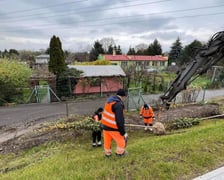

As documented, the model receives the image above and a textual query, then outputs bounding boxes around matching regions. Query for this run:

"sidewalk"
[193,166,224,180]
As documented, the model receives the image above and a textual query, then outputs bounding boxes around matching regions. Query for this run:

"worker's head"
[144,103,149,109]
[97,107,103,113]
[116,89,126,100]
[117,89,126,97]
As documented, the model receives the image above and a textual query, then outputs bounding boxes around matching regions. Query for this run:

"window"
[152,61,157,66]
[145,61,149,66]
[160,61,165,66]
[121,61,127,66]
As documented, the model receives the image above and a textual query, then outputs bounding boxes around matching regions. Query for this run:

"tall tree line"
[127,39,162,55]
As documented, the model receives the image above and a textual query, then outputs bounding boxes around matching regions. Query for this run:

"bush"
[0,59,32,104]
[168,117,200,130]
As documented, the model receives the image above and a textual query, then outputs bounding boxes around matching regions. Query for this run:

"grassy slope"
[0,120,224,180]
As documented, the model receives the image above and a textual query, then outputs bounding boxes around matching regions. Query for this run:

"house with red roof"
[98,54,168,71]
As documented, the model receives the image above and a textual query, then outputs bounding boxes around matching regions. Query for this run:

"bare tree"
[135,43,148,55]
[99,37,115,53]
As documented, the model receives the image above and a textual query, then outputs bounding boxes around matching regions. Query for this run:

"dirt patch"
[0,103,220,154]
[125,103,220,124]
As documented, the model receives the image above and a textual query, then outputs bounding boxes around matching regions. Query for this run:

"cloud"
[0,0,223,53]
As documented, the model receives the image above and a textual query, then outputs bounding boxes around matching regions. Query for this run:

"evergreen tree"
[45,48,50,54]
[127,47,136,55]
[48,35,66,75]
[146,45,153,55]
[89,41,104,61]
[107,45,113,54]
[168,37,183,66]
[116,45,122,55]
[150,39,162,55]
[181,40,204,65]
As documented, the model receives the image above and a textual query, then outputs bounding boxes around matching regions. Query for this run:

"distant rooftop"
[102,54,168,61]
[36,54,50,58]
[68,65,126,77]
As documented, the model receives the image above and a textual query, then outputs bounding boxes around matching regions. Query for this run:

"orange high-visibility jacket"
[140,106,154,118]
[101,101,118,129]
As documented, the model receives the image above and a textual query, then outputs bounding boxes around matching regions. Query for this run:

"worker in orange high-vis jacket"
[101,89,128,157]
[140,103,155,131]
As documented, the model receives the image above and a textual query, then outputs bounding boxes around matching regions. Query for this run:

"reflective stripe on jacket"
[101,101,118,129]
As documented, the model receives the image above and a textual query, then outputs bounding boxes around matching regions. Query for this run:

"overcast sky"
[0,0,223,53]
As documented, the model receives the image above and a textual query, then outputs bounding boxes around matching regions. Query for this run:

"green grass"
[1,120,224,179]
[191,75,212,88]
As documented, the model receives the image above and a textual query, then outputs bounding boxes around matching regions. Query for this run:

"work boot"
[148,126,153,131]
[97,141,102,147]
[105,154,112,158]
[92,143,96,147]
[144,126,147,131]
[116,151,128,157]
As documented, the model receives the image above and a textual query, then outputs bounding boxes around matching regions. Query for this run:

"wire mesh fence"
[0,82,219,113]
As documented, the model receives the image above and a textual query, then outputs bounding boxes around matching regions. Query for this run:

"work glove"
[124,133,128,146]
[124,133,128,139]
[124,133,128,145]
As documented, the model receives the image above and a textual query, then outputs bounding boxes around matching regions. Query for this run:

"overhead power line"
[0,11,223,33]
[3,0,87,14]
[0,0,171,22]
[0,3,223,29]
[0,1,223,33]
[49,4,224,24]
[0,1,223,28]
[48,11,224,28]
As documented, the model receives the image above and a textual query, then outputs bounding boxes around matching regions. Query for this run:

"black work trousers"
[92,130,102,143]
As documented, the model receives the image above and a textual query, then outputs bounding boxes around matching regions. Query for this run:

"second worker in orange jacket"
[140,103,155,131]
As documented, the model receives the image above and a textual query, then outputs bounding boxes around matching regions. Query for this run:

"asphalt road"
[0,98,107,128]
[0,88,224,128]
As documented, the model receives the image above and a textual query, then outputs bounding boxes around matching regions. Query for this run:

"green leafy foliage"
[56,67,82,98]
[0,59,32,104]
[43,116,102,131]
[168,117,200,130]
[68,116,102,131]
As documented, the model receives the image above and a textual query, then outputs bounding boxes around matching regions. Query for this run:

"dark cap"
[116,89,126,97]
[97,107,103,112]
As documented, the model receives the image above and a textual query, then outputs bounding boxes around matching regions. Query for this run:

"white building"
[35,54,50,64]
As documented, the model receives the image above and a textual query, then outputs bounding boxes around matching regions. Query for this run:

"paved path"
[193,166,224,180]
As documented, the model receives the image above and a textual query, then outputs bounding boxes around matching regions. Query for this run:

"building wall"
[35,55,50,64]
[110,60,168,70]
[73,77,124,94]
